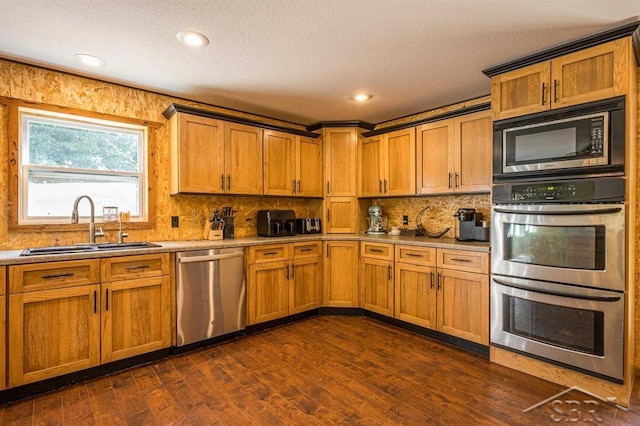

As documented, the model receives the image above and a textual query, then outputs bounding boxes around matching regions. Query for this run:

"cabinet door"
[9,285,101,387]
[454,110,492,193]
[359,135,383,197]
[296,136,324,197]
[437,269,489,345]
[0,294,5,390]
[248,261,289,324]
[324,241,359,307]
[325,197,358,234]
[384,128,416,196]
[263,130,296,196]
[225,123,263,195]
[101,276,171,363]
[551,39,628,109]
[290,257,322,314]
[416,119,454,194]
[490,62,551,120]
[173,114,225,194]
[395,263,436,329]
[325,128,357,196]
[360,258,394,316]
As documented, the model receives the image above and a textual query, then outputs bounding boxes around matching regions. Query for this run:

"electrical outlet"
[171,216,179,228]
[402,215,409,225]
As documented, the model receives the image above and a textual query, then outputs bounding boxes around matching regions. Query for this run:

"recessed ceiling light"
[176,31,210,47]
[74,54,105,67]
[350,93,372,102]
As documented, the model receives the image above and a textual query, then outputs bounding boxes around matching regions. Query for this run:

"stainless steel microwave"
[493,97,625,181]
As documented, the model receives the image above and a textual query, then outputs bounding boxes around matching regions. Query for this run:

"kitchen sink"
[20,241,160,256]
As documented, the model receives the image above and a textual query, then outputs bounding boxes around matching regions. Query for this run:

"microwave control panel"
[589,116,605,155]
[511,181,595,201]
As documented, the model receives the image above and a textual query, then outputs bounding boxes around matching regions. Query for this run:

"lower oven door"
[491,204,624,291]
[491,275,624,382]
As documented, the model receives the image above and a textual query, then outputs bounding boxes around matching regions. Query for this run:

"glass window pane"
[25,116,140,172]
[27,170,140,218]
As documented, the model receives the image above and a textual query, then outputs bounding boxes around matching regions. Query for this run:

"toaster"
[257,210,296,237]
[296,217,321,234]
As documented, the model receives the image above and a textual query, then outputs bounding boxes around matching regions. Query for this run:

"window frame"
[4,99,160,231]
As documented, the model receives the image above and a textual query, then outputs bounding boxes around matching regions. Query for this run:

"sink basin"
[20,242,160,256]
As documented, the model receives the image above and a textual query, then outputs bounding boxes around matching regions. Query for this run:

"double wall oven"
[491,98,627,383]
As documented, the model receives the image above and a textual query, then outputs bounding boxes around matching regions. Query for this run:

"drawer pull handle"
[300,248,313,252]
[263,251,279,255]
[369,249,384,253]
[94,290,97,314]
[405,253,422,257]
[43,272,74,279]
[450,258,472,263]
[125,265,151,271]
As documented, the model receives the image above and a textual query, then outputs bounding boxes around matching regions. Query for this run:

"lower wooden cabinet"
[8,284,101,387]
[394,262,436,329]
[0,266,5,390]
[360,242,394,316]
[324,241,359,307]
[247,242,322,325]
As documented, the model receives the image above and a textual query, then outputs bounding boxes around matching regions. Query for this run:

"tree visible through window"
[19,107,147,224]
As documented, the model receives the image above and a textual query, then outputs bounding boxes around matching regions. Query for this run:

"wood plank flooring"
[1,315,639,425]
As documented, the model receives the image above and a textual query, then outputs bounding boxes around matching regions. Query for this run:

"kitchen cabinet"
[0,267,6,390]
[360,242,394,316]
[491,39,630,120]
[394,245,489,345]
[324,197,358,234]
[359,128,416,197]
[324,241,359,307]
[169,113,263,195]
[416,110,491,195]
[8,260,102,387]
[100,254,171,363]
[247,242,322,324]
[263,131,323,197]
[324,128,358,196]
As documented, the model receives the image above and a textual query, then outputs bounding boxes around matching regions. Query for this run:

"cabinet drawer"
[360,242,394,261]
[395,245,436,266]
[9,260,100,294]
[248,244,289,264]
[101,254,169,282]
[437,249,489,274]
[291,241,321,259]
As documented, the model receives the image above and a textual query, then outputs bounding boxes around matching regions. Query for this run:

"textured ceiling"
[0,1,638,125]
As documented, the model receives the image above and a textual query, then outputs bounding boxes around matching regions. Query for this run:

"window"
[18,107,148,224]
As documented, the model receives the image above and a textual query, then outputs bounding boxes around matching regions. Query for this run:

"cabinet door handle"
[292,180,297,195]
[387,265,392,281]
[553,79,559,103]
[429,272,434,289]
[436,273,441,291]
[384,179,388,193]
[125,265,150,271]
[221,174,225,190]
[93,290,97,314]
[291,265,295,279]
[454,173,459,189]
[327,208,330,223]
[379,179,383,193]
[285,265,290,280]
[297,180,301,193]
[541,82,546,105]
[450,258,472,263]
[227,175,231,190]
[448,173,452,189]
[326,245,330,258]
[326,182,330,195]
[105,288,109,311]
[42,272,74,279]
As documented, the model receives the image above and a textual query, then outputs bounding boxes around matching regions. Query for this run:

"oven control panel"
[511,181,595,201]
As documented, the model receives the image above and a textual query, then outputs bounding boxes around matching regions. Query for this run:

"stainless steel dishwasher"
[176,248,246,346]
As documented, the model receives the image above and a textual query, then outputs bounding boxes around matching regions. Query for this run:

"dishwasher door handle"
[178,252,244,263]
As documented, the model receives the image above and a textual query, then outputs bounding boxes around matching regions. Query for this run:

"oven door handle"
[493,207,622,216]
[492,277,622,302]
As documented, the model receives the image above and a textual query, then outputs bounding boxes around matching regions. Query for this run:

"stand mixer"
[366,205,386,234]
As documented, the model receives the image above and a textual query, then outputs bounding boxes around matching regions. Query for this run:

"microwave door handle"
[493,207,622,216]
[492,278,622,302]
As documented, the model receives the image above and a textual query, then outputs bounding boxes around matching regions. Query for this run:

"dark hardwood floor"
[1,315,639,425]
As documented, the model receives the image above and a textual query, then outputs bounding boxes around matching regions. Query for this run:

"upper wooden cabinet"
[359,128,415,197]
[169,113,263,195]
[263,131,323,197]
[324,128,358,196]
[416,110,491,195]
[491,39,630,120]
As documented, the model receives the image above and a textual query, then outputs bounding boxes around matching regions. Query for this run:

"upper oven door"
[501,112,608,174]
[491,204,624,291]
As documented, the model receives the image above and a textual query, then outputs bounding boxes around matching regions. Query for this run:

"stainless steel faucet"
[71,195,105,243]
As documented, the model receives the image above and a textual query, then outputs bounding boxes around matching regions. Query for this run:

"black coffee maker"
[453,208,490,242]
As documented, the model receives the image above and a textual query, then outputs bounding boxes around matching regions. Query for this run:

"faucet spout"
[71,195,102,243]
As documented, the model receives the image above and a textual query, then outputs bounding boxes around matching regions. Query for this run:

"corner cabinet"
[324,241,359,307]
[324,127,359,233]
[416,110,491,195]
[169,113,263,195]
[491,39,631,120]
